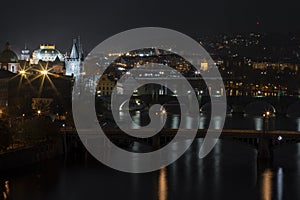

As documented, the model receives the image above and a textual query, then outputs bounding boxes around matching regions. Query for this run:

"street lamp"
[263,111,271,118]
[40,70,48,75]
[19,70,26,75]
[37,110,41,115]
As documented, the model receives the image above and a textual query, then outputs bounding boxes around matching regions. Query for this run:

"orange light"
[40,70,48,75]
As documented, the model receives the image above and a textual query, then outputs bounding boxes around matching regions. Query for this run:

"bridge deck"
[61,128,300,139]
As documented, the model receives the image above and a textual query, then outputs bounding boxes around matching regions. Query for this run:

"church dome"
[0,42,18,63]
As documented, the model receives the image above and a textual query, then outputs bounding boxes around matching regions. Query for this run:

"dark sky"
[1,0,299,54]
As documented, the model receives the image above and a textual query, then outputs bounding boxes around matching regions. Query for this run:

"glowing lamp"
[41,70,48,75]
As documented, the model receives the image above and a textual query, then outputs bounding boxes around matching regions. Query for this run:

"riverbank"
[0,139,64,172]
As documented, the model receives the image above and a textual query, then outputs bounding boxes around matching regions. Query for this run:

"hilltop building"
[0,42,20,73]
[31,44,64,64]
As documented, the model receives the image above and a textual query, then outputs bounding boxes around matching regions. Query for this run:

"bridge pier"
[257,135,273,161]
[152,135,161,150]
[257,116,273,170]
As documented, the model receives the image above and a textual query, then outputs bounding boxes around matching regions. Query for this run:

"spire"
[70,39,79,59]
[4,42,11,50]
[77,36,84,60]
[24,43,28,50]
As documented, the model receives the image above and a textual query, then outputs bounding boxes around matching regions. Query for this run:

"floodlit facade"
[31,44,64,64]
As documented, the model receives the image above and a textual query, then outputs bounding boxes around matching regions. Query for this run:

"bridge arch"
[200,102,232,114]
[287,101,300,117]
[244,101,276,116]
[119,99,130,111]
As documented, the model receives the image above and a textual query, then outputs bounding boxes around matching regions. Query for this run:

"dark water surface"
[1,114,300,200]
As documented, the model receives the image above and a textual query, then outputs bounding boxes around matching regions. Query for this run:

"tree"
[21,117,60,144]
[0,119,12,151]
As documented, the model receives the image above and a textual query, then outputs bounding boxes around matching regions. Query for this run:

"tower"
[20,44,30,61]
[65,37,83,77]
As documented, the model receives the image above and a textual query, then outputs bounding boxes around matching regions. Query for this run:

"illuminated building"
[252,61,299,72]
[31,44,64,64]
[0,42,20,73]
[96,74,115,96]
[20,44,30,61]
[65,37,83,77]
[200,58,209,71]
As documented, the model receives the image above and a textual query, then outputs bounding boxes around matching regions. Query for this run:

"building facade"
[31,44,65,64]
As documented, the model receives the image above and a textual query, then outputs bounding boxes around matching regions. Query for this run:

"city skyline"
[1,2,300,199]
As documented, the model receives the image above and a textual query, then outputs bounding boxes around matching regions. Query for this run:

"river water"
[1,113,300,200]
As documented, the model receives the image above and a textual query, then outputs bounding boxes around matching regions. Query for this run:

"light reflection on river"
[1,113,300,199]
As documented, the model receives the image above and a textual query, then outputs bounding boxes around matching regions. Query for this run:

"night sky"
[0,0,299,54]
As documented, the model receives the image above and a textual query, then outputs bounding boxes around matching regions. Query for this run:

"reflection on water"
[158,168,168,200]
[1,180,10,200]
[2,113,300,199]
[254,117,263,130]
[260,168,284,200]
[199,116,206,129]
[297,118,300,132]
[261,169,273,200]
[277,168,283,200]
[0,139,299,199]
[170,115,180,129]
[212,116,223,129]
[131,111,141,129]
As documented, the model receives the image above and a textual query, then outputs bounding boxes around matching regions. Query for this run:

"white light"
[278,136,283,141]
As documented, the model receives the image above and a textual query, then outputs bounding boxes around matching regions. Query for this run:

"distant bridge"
[61,126,300,162]
[99,95,300,115]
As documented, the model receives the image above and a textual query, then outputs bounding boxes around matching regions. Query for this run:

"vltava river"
[1,113,300,200]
